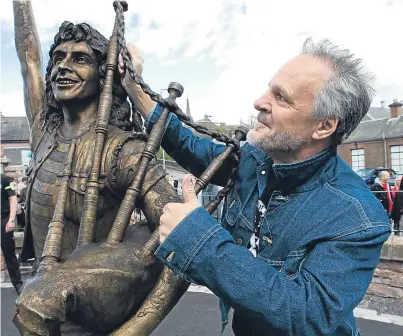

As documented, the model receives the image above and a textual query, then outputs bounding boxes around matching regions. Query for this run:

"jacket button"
[263,236,272,245]
[166,252,175,262]
[80,185,86,192]
[261,170,266,175]
[236,238,243,245]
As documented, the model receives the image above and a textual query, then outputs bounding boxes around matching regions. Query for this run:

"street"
[2,288,403,336]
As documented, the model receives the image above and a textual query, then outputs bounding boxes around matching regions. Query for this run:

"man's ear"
[312,119,338,141]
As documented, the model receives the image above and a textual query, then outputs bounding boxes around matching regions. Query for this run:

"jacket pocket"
[223,188,241,227]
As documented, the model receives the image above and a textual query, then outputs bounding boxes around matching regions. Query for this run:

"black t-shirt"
[249,179,280,256]
[1,174,16,218]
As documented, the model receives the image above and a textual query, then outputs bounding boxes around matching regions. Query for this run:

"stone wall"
[359,235,403,316]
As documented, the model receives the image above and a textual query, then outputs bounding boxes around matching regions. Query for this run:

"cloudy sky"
[1,0,402,125]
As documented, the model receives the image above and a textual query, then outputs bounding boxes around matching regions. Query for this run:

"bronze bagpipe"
[14,1,247,335]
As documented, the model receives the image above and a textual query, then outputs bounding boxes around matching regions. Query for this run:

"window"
[351,149,365,171]
[3,147,31,165]
[391,145,403,171]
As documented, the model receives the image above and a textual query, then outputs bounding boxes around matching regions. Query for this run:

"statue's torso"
[30,133,76,259]
[26,125,137,261]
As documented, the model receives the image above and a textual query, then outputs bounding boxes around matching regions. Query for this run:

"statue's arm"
[13,1,44,127]
[112,175,190,336]
[107,139,190,335]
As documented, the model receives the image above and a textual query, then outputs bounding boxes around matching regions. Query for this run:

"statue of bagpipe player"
[13,1,244,335]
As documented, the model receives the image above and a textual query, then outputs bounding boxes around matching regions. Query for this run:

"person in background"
[391,175,403,236]
[17,176,28,203]
[371,171,393,216]
[1,174,23,294]
[16,176,28,230]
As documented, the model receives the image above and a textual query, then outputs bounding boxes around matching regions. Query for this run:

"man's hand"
[118,43,143,94]
[118,43,155,119]
[5,219,15,233]
[160,175,201,243]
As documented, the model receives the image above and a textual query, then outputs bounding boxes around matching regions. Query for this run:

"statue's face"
[51,41,100,103]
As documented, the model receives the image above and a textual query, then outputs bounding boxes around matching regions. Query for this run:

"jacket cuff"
[155,207,225,282]
[144,103,172,134]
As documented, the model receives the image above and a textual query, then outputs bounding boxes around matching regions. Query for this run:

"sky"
[1,0,402,125]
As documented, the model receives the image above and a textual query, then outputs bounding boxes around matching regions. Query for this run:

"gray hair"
[301,38,375,144]
[379,170,390,180]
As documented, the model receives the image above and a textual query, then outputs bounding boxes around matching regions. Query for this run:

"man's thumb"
[182,174,198,203]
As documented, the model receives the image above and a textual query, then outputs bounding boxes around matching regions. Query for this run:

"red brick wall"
[338,138,403,169]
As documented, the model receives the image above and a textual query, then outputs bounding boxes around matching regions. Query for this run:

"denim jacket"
[148,104,391,335]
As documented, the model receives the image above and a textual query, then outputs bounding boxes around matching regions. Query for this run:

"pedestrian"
[391,175,403,236]
[371,171,393,216]
[120,38,391,335]
[1,174,23,295]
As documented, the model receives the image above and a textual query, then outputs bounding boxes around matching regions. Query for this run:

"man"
[120,39,391,335]
[371,171,393,215]
[13,2,189,334]
[1,174,23,294]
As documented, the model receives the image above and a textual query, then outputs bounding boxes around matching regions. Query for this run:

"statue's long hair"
[41,21,140,132]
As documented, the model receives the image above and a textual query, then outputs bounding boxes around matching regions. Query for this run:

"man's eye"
[276,94,286,102]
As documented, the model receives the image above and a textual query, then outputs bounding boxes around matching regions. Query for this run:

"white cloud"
[0,90,26,117]
[2,0,403,124]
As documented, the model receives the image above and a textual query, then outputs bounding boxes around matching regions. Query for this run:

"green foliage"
[157,148,173,161]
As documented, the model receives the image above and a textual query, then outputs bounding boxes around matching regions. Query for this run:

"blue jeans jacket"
[147,104,391,335]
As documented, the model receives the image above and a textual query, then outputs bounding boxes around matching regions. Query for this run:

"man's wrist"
[128,86,156,118]
[9,218,15,223]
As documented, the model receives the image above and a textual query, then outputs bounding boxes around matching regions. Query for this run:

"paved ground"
[2,288,403,336]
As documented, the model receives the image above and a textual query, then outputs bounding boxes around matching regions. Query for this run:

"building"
[338,100,403,172]
[0,112,31,177]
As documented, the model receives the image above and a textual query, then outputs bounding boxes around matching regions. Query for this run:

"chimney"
[389,99,403,118]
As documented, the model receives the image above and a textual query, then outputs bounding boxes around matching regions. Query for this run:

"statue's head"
[42,21,135,132]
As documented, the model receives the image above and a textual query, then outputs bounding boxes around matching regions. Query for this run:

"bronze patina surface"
[13,1,242,335]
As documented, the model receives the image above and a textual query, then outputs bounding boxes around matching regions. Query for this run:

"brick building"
[0,112,31,177]
[338,100,403,172]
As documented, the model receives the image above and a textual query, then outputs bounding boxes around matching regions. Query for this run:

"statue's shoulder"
[104,125,148,156]
[102,126,149,176]
[102,126,164,195]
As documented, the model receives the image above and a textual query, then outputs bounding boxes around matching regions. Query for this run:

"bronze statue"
[13,1,191,335]
[13,1,244,335]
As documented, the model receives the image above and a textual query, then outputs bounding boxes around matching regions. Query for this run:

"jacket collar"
[249,143,337,194]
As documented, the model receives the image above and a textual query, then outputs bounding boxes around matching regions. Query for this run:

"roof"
[361,107,390,122]
[344,115,403,143]
[1,115,30,142]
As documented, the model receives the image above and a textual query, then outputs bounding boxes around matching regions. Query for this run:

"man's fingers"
[118,54,124,74]
[182,174,198,204]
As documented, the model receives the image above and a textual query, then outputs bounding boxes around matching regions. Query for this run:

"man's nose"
[253,95,271,113]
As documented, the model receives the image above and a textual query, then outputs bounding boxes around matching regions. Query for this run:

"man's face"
[51,41,100,103]
[247,54,332,154]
